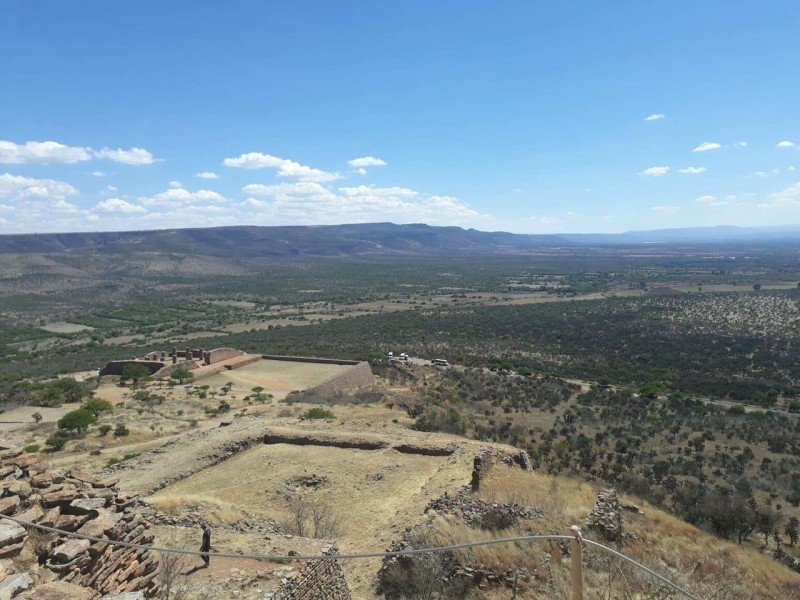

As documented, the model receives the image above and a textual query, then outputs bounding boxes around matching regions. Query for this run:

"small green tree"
[753,283,762,291]
[98,424,113,436]
[82,398,113,417]
[57,409,97,434]
[122,363,152,385]
[45,436,68,451]
[169,368,193,385]
[639,381,665,399]
[31,412,43,423]
[114,423,130,437]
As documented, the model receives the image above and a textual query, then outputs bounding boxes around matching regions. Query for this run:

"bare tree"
[158,536,191,600]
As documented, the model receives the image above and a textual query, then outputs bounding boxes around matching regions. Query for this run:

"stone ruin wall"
[207,347,246,364]
[101,347,247,380]
[470,448,532,492]
[268,547,351,600]
[99,360,165,377]
[151,359,199,379]
[304,362,374,395]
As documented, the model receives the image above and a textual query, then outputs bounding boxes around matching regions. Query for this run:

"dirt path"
[181,556,272,579]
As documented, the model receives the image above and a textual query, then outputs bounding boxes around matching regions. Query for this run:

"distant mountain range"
[0,223,798,256]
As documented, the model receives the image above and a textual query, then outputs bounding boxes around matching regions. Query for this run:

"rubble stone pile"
[377,526,537,597]
[0,447,160,598]
[425,488,542,530]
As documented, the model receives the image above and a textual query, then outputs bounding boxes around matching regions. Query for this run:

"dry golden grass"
[423,464,800,600]
[147,494,247,525]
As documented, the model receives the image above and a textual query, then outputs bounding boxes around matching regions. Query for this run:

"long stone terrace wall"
[99,360,164,377]
[262,355,360,366]
[306,361,374,395]
[269,547,351,600]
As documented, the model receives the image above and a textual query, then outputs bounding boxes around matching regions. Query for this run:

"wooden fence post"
[570,525,584,600]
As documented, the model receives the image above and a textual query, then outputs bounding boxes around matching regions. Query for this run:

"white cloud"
[222,152,341,182]
[644,114,665,121]
[338,185,418,198]
[695,195,716,203]
[759,182,800,209]
[777,141,796,148]
[243,182,339,204]
[693,142,722,152]
[141,186,227,207]
[678,167,706,174]
[355,168,367,175]
[0,173,83,223]
[196,171,219,179]
[641,166,669,176]
[650,205,679,214]
[0,173,78,202]
[241,181,482,226]
[93,147,157,165]
[92,171,106,177]
[169,180,182,189]
[95,198,146,213]
[789,165,796,172]
[0,140,92,164]
[106,185,118,192]
[347,156,387,168]
[734,141,748,148]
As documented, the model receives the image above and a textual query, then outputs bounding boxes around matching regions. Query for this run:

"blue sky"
[1,0,799,234]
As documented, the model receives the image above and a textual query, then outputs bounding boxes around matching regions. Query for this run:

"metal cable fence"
[2,514,702,599]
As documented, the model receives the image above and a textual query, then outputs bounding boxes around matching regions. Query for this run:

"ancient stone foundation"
[268,547,350,600]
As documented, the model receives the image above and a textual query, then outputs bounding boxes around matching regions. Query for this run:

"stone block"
[68,498,106,515]
[0,521,25,548]
[0,497,19,516]
[0,571,32,597]
[51,539,90,564]
[17,581,94,599]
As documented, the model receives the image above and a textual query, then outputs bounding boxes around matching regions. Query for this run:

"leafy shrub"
[301,407,335,420]
[98,424,113,436]
[106,452,139,469]
[113,423,129,437]
[23,443,40,453]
